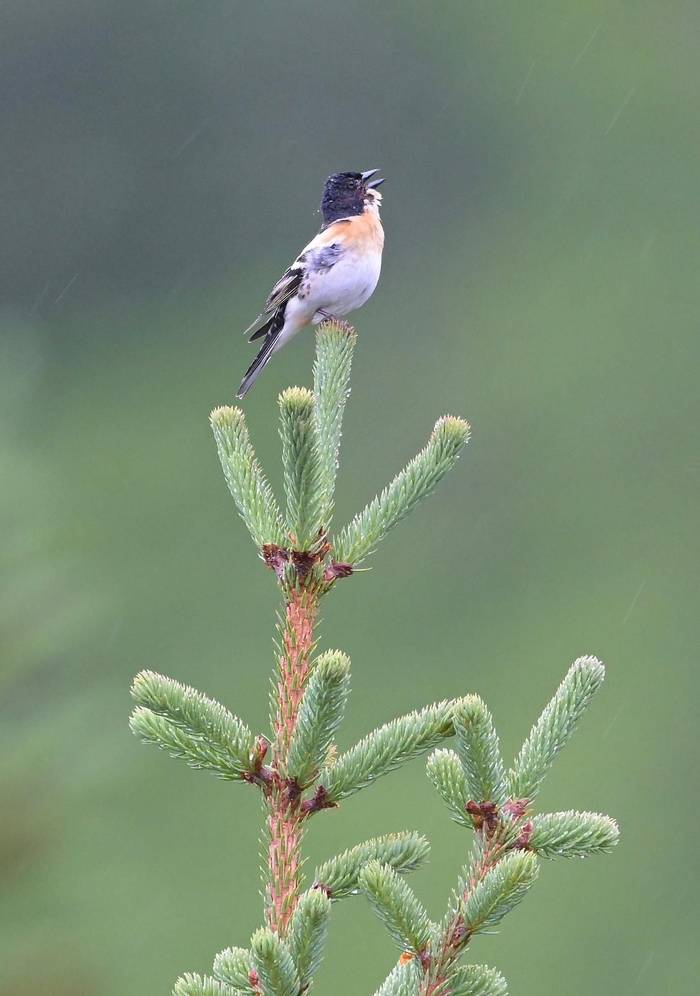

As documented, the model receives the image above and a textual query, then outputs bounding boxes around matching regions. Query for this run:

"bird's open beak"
[362,168,386,188]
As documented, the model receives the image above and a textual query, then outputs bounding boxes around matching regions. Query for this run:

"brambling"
[236,169,385,398]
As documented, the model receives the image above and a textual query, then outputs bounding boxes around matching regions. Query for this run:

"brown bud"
[248,968,261,994]
[448,915,470,948]
[502,798,529,819]
[263,544,289,579]
[291,550,317,579]
[323,562,354,581]
[312,881,333,899]
[513,820,534,850]
[466,800,499,832]
[300,784,336,815]
[253,735,270,764]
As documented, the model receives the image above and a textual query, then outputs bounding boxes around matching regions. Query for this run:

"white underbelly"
[312,250,382,317]
[272,248,382,353]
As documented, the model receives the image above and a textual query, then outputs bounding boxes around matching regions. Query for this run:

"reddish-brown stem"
[273,590,318,761]
[418,834,504,995]
[266,587,319,935]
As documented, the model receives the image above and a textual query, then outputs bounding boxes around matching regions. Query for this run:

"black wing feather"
[243,267,303,339]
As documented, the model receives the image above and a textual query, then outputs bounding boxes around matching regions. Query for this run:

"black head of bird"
[321,169,386,225]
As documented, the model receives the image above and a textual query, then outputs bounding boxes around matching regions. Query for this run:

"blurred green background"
[2,1,698,993]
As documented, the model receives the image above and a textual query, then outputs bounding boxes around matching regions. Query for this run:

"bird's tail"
[236,322,282,399]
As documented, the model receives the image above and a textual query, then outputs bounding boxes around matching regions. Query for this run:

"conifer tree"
[130,321,618,995]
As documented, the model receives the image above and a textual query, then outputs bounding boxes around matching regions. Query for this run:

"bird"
[236,169,385,399]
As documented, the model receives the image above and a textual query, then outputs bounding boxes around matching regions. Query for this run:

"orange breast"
[320,211,384,252]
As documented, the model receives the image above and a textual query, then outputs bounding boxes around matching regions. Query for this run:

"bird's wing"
[243,266,303,338]
[264,266,303,312]
[243,227,348,339]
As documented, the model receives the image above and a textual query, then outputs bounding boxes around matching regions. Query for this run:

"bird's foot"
[316,310,354,334]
